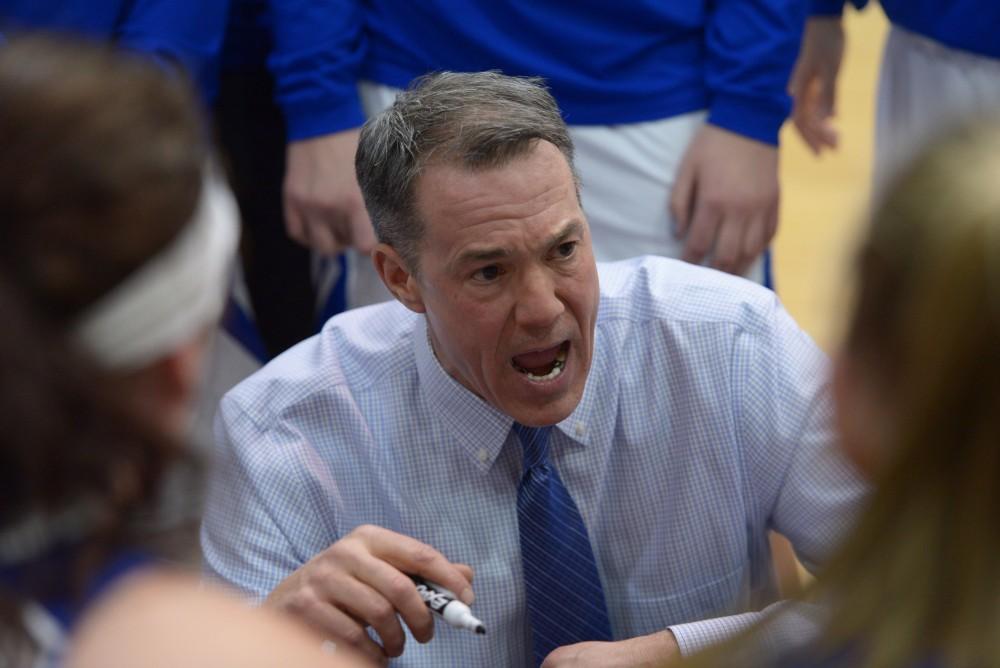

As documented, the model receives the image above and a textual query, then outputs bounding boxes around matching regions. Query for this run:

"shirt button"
[575,424,585,438]
[478,448,490,464]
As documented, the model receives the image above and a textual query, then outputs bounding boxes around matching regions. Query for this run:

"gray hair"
[355,71,576,273]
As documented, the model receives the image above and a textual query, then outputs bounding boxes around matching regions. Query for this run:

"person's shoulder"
[597,255,781,335]
[66,569,360,668]
[224,300,420,421]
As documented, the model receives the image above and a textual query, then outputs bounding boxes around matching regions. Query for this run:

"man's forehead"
[415,144,574,208]
[449,219,586,267]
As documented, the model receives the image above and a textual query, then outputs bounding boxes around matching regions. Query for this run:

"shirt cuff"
[809,0,846,16]
[669,611,763,656]
[281,95,366,142]
[707,92,790,146]
[810,0,869,17]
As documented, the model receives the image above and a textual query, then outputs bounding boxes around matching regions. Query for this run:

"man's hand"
[669,124,779,276]
[789,17,846,155]
[284,129,377,256]
[541,630,681,668]
[263,525,474,666]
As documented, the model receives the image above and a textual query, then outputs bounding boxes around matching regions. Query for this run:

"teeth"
[525,359,564,382]
[511,342,569,382]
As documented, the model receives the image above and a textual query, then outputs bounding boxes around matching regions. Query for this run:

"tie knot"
[513,423,552,471]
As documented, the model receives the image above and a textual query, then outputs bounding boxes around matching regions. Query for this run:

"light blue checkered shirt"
[202,257,865,665]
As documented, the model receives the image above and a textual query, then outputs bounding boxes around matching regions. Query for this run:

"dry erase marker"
[410,575,486,635]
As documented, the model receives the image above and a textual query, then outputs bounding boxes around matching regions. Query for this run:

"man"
[202,72,864,667]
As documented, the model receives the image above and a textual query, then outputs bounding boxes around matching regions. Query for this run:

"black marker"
[410,575,486,635]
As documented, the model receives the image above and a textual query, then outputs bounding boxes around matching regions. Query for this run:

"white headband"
[73,167,240,370]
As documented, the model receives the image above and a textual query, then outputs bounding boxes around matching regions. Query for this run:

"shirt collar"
[414,318,513,472]
[556,323,618,449]
[414,316,619,471]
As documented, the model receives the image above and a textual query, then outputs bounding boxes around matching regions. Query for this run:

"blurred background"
[775,7,888,353]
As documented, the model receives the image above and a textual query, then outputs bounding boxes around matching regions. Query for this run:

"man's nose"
[515,267,564,330]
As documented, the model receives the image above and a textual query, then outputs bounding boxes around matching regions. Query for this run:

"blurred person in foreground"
[0,36,365,668]
[686,117,1000,668]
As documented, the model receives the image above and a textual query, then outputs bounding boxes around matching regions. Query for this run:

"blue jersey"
[0,0,229,100]
[811,0,1000,60]
[235,0,808,145]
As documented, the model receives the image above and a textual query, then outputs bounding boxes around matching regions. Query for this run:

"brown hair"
[0,36,207,658]
[0,35,205,325]
[810,117,1000,668]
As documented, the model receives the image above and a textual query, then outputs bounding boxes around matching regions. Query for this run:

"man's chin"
[501,393,581,428]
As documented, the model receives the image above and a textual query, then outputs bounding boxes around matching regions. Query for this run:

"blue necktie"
[514,423,612,666]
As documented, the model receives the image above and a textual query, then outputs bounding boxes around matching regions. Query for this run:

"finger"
[358,526,475,606]
[298,597,388,666]
[711,216,745,275]
[669,157,697,239]
[818,65,837,119]
[806,73,838,153]
[739,211,767,276]
[343,558,434,656]
[764,196,780,242]
[816,120,840,151]
[453,563,474,583]
[317,571,412,656]
[681,195,721,266]
[283,199,310,247]
[307,214,346,256]
[792,79,825,155]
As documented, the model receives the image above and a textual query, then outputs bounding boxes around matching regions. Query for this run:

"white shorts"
[876,25,1000,189]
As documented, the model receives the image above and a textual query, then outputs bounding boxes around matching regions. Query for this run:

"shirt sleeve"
[200,394,332,601]
[670,602,827,656]
[669,292,868,655]
[750,300,867,575]
[809,0,869,18]
[115,0,231,102]
[266,0,367,141]
[704,0,809,145]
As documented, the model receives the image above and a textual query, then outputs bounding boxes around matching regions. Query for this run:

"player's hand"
[264,525,474,666]
[789,17,846,155]
[541,630,680,667]
[284,129,377,256]
[670,124,779,276]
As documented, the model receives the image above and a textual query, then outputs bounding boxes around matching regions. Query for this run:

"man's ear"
[372,243,426,313]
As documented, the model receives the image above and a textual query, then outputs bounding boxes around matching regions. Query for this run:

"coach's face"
[376,140,599,426]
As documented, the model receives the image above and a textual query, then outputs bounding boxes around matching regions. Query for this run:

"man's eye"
[473,265,502,282]
[556,241,577,258]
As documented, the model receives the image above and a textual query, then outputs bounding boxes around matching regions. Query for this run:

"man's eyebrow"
[452,220,585,269]
[453,246,512,268]
[545,220,585,248]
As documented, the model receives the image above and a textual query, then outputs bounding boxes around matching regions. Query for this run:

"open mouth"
[511,341,569,382]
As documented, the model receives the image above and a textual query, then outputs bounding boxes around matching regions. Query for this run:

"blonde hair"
[815,117,1000,667]
[683,117,1000,668]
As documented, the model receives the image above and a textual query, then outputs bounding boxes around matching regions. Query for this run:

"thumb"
[669,156,697,239]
